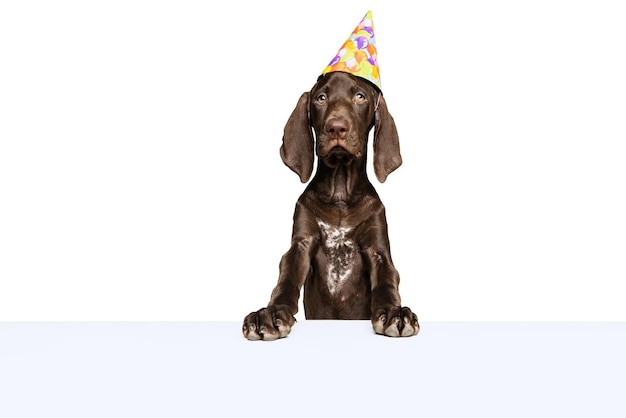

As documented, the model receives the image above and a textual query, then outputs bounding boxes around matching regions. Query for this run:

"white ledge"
[1,321,624,417]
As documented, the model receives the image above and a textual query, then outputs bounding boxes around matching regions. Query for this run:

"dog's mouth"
[323,146,358,166]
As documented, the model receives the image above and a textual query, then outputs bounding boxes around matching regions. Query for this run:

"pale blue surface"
[1,322,625,417]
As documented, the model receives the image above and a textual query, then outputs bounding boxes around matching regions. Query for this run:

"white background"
[1,0,625,321]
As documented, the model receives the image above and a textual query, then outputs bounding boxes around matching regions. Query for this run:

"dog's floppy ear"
[373,94,402,183]
[280,92,314,183]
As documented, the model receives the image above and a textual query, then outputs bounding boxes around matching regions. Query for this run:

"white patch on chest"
[317,220,356,294]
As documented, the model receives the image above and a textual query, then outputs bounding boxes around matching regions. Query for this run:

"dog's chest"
[317,220,357,293]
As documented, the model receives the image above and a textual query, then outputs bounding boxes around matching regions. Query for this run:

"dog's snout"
[325,118,350,139]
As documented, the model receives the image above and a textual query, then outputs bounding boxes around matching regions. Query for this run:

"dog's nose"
[326,118,350,139]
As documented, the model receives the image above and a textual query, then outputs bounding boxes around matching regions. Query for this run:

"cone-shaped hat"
[320,10,381,91]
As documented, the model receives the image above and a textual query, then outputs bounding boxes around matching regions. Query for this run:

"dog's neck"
[313,154,369,204]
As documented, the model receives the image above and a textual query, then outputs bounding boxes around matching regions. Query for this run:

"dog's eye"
[354,93,367,104]
[316,94,327,104]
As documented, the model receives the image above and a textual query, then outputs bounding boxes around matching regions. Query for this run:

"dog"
[242,71,419,340]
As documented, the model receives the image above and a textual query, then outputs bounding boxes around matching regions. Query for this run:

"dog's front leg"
[362,212,420,337]
[242,204,318,341]
[368,254,420,337]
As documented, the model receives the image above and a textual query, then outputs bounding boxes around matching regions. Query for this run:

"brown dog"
[242,71,419,340]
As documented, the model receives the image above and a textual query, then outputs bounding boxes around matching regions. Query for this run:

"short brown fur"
[243,72,419,340]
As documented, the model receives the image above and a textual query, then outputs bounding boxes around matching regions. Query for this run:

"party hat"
[320,10,381,91]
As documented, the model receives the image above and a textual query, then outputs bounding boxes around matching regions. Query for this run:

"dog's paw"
[372,306,420,337]
[242,305,296,341]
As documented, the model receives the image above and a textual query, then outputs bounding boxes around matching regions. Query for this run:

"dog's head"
[280,72,401,183]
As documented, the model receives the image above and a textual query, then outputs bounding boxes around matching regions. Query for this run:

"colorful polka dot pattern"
[321,10,381,90]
